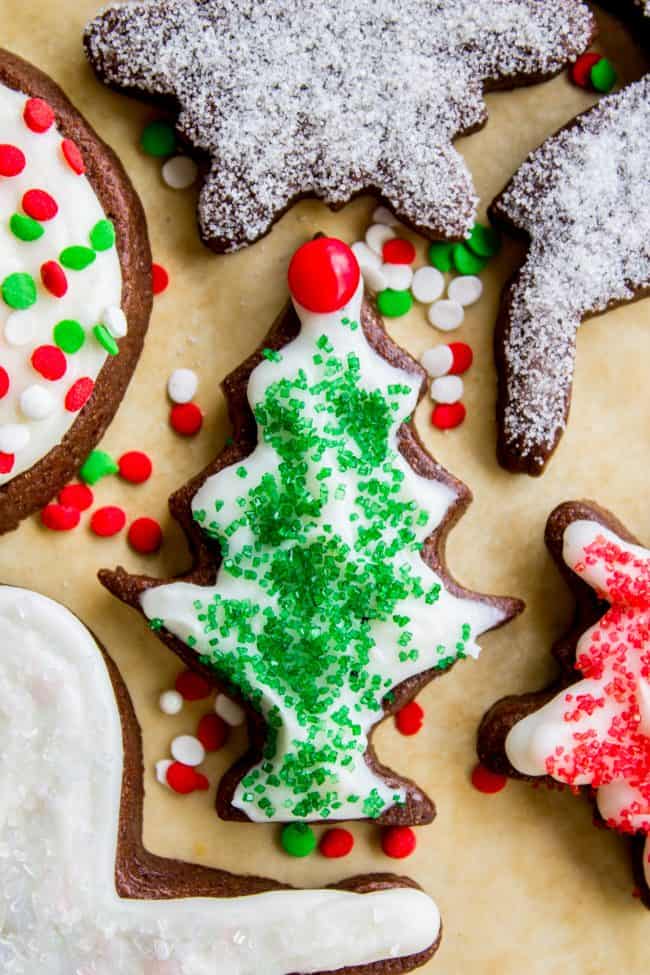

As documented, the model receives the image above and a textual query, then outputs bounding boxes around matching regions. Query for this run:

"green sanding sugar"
[93,323,119,356]
[141,119,177,157]
[452,243,488,276]
[60,246,96,271]
[10,213,44,242]
[281,822,316,857]
[428,240,455,272]
[590,57,617,93]
[54,319,85,354]
[2,272,37,310]
[89,219,116,251]
[377,288,413,318]
[466,222,501,258]
[79,449,118,485]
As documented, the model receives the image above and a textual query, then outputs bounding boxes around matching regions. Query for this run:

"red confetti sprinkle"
[170,401,203,437]
[166,762,199,795]
[58,483,93,511]
[22,188,58,222]
[32,345,67,381]
[194,772,210,791]
[61,138,85,174]
[197,713,229,752]
[382,238,416,265]
[448,341,473,375]
[41,503,80,532]
[319,828,354,859]
[288,238,360,313]
[0,144,26,178]
[65,377,94,412]
[0,453,14,475]
[23,98,55,133]
[90,505,126,538]
[40,260,68,298]
[571,52,603,89]
[0,366,9,399]
[395,700,424,736]
[175,669,212,701]
[152,262,169,295]
[381,826,416,859]
[471,763,508,794]
[432,402,466,430]
[128,516,163,555]
[118,450,153,484]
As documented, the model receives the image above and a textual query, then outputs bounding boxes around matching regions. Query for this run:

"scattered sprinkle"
[90,505,126,537]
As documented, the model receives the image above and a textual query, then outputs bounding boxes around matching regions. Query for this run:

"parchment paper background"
[1,3,649,972]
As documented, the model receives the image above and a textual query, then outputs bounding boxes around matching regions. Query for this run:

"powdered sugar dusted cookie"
[84,0,595,253]
[0,50,151,532]
[478,501,650,907]
[0,583,441,974]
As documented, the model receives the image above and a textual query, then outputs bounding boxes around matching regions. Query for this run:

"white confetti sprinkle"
[420,345,453,378]
[168,368,198,404]
[19,385,55,421]
[155,759,173,786]
[102,305,128,339]
[162,154,199,189]
[428,299,464,332]
[171,734,205,767]
[365,224,395,256]
[411,266,445,304]
[0,424,29,453]
[159,689,183,715]
[448,275,483,306]
[430,374,463,404]
[215,693,246,726]
[383,264,413,291]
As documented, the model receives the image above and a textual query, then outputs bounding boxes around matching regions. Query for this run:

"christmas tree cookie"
[479,500,650,906]
[101,237,523,825]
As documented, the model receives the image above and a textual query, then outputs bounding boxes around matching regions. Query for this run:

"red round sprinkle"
[32,345,67,381]
[175,669,212,701]
[194,771,210,791]
[197,713,229,752]
[288,237,360,313]
[382,238,416,265]
[128,516,163,555]
[0,453,14,475]
[40,260,68,298]
[395,700,424,736]
[0,366,9,399]
[90,505,126,538]
[152,262,169,295]
[118,450,153,484]
[381,825,416,859]
[432,401,466,430]
[570,52,603,89]
[471,762,508,795]
[319,827,354,859]
[166,761,198,795]
[65,377,94,412]
[0,144,26,177]
[61,138,85,174]
[22,188,58,222]
[23,98,55,133]
[41,503,80,532]
[447,341,473,375]
[170,401,203,436]
[58,482,93,511]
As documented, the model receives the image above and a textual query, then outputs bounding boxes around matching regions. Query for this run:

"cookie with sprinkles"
[100,237,523,826]
[0,583,441,974]
[490,0,650,475]
[478,500,650,908]
[0,49,151,533]
[84,0,594,253]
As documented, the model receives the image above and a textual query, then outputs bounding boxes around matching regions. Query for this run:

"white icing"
[0,82,122,483]
[0,585,440,974]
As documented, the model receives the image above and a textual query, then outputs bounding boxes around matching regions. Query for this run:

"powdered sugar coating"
[493,71,650,475]
[85,0,594,253]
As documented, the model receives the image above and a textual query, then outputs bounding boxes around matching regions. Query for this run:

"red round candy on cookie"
[166,761,199,795]
[170,402,203,436]
[288,237,360,313]
[23,97,55,133]
[0,453,14,475]
[381,825,416,859]
[382,238,416,265]
[61,138,85,174]
[58,483,94,512]
[152,262,169,295]
[22,188,58,221]
[41,503,80,532]
[570,52,602,89]
[0,367,9,399]
[128,517,163,554]
[119,450,153,483]
[175,669,212,701]
[41,261,68,298]
[432,402,466,430]
[471,762,508,794]
[32,345,67,381]
[0,144,26,177]
[319,827,354,858]
[395,700,424,736]
[65,378,94,412]
[447,341,473,375]
[197,713,229,752]
[90,505,126,538]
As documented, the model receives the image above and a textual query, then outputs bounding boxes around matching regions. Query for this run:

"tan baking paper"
[1,3,648,972]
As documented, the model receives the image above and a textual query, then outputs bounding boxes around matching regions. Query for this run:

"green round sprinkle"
[452,243,489,276]
[140,119,177,157]
[60,246,96,271]
[590,58,617,93]
[467,222,501,258]
[54,319,85,354]
[2,272,37,310]
[89,219,116,252]
[376,288,413,318]
[79,449,118,485]
[428,240,455,272]
[10,213,44,242]
[281,823,316,858]
[93,323,119,356]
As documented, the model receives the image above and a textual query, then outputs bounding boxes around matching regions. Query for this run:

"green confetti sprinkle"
[428,241,455,272]
[89,219,116,252]
[2,272,36,310]
[140,119,177,157]
[54,319,85,354]
[452,243,489,276]
[60,246,96,271]
[79,449,118,485]
[93,323,119,356]
[590,57,617,93]
[466,222,501,259]
[377,288,413,318]
[281,823,316,857]
[10,213,44,242]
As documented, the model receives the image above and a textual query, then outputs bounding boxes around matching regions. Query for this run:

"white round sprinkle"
[382,263,413,291]
[365,223,395,256]
[0,424,29,453]
[411,266,445,304]
[19,385,56,421]
[351,241,382,272]
[159,689,183,715]
[162,155,199,190]
[431,374,464,404]
[215,693,246,727]
[4,310,38,347]
[428,299,464,332]
[155,759,173,787]
[420,345,453,378]
[361,264,388,293]
[448,275,484,307]
[371,205,401,227]
[170,734,205,767]
[103,306,128,339]
[167,368,199,404]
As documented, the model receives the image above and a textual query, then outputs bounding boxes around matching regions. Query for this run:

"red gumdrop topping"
[128,517,163,555]
[432,402,466,430]
[0,366,9,399]
[22,188,58,221]
[32,345,67,381]
[65,377,94,412]
[61,138,85,174]
[381,825,416,859]
[41,261,68,298]
[0,453,14,475]
[90,505,126,538]
[41,504,80,532]
[0,144,26,177]
[382,238,416,265]
[23,98,55,133]
[58,483,94,511]
[319,827,354,858]
[448,341,473,375]
[152,262,169,295]
[197,713,229,752]
[175,669,212,701]
[570,52,603,89]
[395,700,424,736]
[166,762,199,795]
[471,763,508,794]
[118,450,153,483]
[170,402,203,436]
[288,237,360,313]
